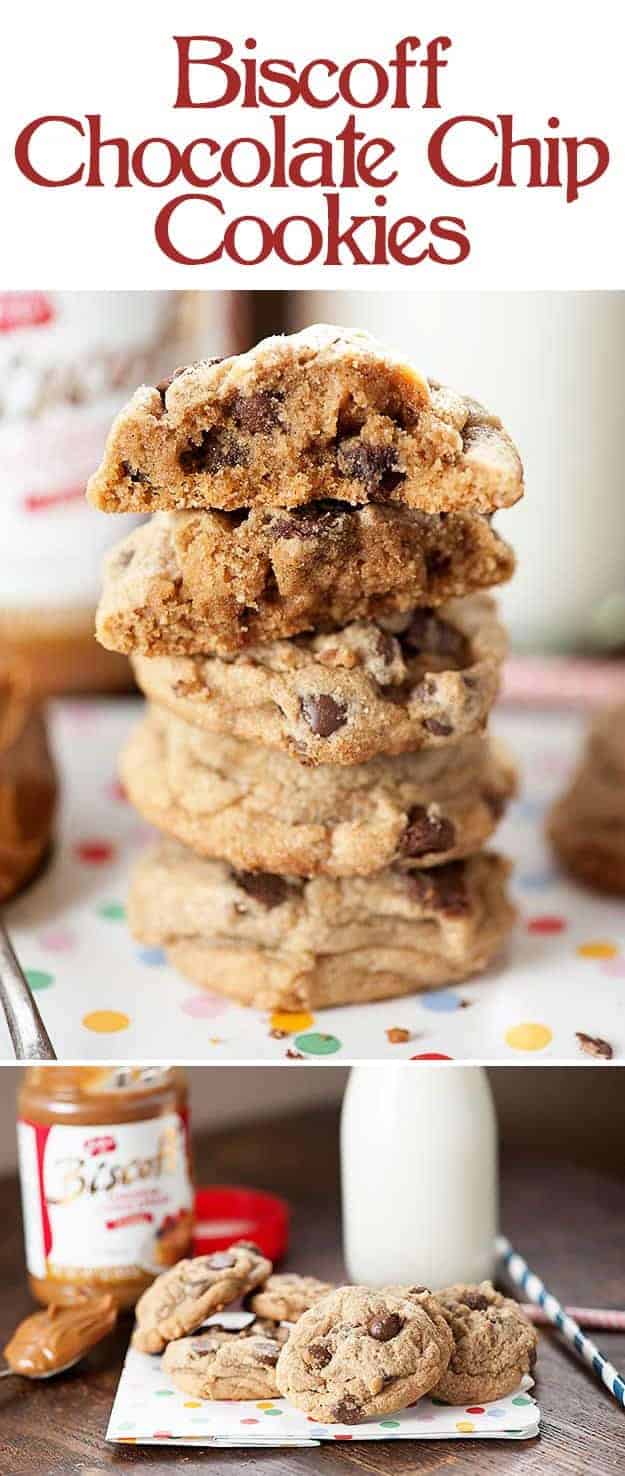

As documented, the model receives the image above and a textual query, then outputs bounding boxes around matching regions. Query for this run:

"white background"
[1,0,623,288]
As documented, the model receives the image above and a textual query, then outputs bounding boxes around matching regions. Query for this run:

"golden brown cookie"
[120,710,516,878]
[131,1244,272,1355]
[431,1282,538,1405]
[96,505,514,657]
[86,325,523,517]
[548,702,625,894]
[248,1274,335,1323]
[275,1284,453,1422]
[162,1320,289,1400]
[127,842,515,1011]
[132,595,506,767]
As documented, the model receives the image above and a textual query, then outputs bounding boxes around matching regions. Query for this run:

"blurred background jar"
[0,291,244,694]
[291,292,625,655]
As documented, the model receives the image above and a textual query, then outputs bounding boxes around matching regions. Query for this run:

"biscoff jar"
[17,1067,194,1309]
[0,291,223,693]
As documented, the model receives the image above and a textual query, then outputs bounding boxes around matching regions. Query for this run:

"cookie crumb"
[386,1027,411,1044]
[576,1031,613,1060]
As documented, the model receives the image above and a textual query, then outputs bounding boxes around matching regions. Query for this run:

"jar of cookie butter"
[17,1067,194,1309]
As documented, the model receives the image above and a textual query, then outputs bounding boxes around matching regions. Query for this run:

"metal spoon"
[0,915,56,1059]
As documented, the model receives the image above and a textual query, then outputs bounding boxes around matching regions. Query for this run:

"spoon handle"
[0,1367,18,1378]
[0,917,56,1060]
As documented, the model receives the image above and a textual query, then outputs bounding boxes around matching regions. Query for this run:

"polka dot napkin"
[3,695,624,1062]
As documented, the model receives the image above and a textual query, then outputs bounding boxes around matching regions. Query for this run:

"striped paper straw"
[521,1306,625,1332]
[497,1236,625,1411]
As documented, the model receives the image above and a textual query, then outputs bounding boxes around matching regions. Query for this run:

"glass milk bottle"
[341,1066,498,1288]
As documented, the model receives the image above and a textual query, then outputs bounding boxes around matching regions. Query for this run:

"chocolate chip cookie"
[127,842,515,1010]
[121,709,516,878]
[96,505,514,657]
[86,325,523,517]
[131,1243,272,1354]
[275,1284,452,1422]
[132,594,505,767]
[162,1321,289,1400]
[248,1274,335,1323]
[548,703,625,895]
[431,1282,538,1405]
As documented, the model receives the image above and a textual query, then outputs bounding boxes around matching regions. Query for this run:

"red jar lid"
[193,1186,290,1263]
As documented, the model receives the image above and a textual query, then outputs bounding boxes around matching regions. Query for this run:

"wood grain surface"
[1,1098,624,1475]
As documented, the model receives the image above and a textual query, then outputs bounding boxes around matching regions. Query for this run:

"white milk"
[341,1066,498,1288]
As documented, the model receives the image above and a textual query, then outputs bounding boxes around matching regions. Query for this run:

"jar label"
[17,1113,193,1283]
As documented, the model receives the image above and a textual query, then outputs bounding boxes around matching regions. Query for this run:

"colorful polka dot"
[270,1010,314,1034]
[138,947,167,966]
[82,1009,130,1034]
[294,1032,341,1056]
[512,1395,532,1406]
[183,1401,201,1409]
[456,1420,475,1433]
[97,901,125,921]
[379,1418,401,1427]
[241,1418,259,1425]
[154,1389,175,1397]
[255,1402,274,1410]
[466,1406,485,1414]
[262,1408,283,1416]
[180,993,227,1019]
[25,969,54,992]
[506,1022,552,1052]
[519,871,557,890]
[411,1052,453,1061]
[527,915,566,934]
[74,839,115,865]
[578,940,618,960]
[38,927,75,952]
[421,990,463,1012]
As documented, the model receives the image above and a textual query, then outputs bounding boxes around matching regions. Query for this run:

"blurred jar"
[0,291,241,693]
[291,292,625,653]
[17,1066,194,1309]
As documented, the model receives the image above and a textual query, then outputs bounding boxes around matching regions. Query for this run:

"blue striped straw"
[497,1236,625,1411]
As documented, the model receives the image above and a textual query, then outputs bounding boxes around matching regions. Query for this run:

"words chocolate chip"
[401,806,456,857]
[368,1312,403,1342]
[300,693,348,737]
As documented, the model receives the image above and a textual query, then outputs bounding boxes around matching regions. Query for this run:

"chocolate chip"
[120,460,151,487]
[425,548,452,578]
[405,862,469,915]
[423,717,453,737]
[368,1313,402,1342]
[460,1291,491,1312]
[271,499,353,540]
[400,609,469,666]
[401,806,456,857]
[300,694,348,737]
[308,1341,332,1368]
[332,1396,362,1424]
[179,428,248,474]
[256,1339,281,1366]
[231,389,284,434]
[336,439,405,495]
[576,1032,613,1060]
[235,872,291,908]
[207,1251,237,1269]
[155,364,187,402]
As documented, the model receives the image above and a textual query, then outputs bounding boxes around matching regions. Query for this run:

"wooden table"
[2,1104,625,1474]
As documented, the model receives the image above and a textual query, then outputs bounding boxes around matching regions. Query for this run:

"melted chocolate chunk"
[231,389,284,434]
[405,862,469,915]
[121,460,151,487]
[399,609,469,666]
[401,806,456,857]
[376,631,397,666]
[236,872,291,909]
[368,1312,403,1342]
[459,1291,491,1312]
[424,548,452,578]
[308,1341,332,1369]
[300,693,348,738]
[256,1339,281,1366]
[271,500,353,540]
[155,364,187,402]
[336,439,405,495]
[332,1395,362,1424]
[179,428,248,475]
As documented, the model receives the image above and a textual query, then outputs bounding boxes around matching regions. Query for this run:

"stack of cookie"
[131,1242,538,1417]
[88,325,524,1012]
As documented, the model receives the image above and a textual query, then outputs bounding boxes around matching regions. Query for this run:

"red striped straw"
[521,1305,625,1331]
